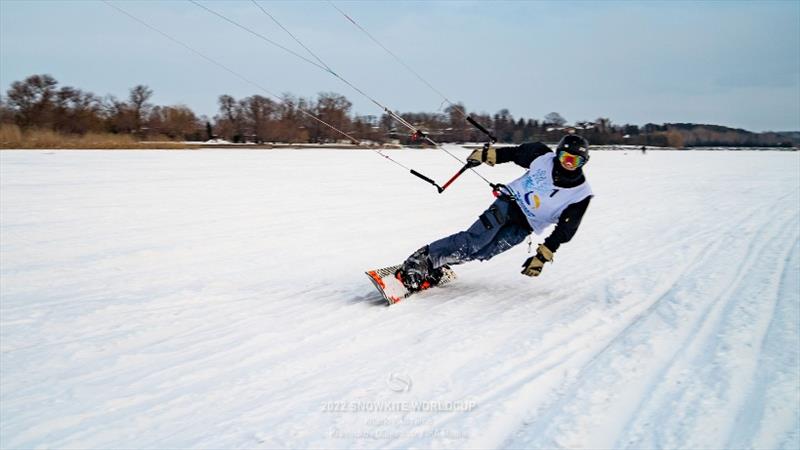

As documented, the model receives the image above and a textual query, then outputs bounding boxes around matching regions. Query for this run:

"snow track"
[1,148,798,449]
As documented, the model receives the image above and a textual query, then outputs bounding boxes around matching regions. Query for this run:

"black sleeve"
[543,196,592,253]
[495,142,552,168]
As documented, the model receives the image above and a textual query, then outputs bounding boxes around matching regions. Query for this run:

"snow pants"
[428,196,532,269]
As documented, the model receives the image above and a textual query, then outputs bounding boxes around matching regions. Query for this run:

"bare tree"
[444,102,468,142]
[241,95,276,143]
[215,94,245,142]
[5,74,59,128]
[544,112,566,127]
[54,87,102,134]
[128,85,153,138]
[273,94,299,143]
[148,105,201,140]
[103,95,133,134]
[314,92,351,143]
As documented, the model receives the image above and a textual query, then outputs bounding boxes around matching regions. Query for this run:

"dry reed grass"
[0,124,192,149]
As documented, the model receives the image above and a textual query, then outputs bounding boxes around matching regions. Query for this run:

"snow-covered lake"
[1,147,798,449]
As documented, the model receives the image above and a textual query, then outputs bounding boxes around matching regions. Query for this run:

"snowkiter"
[396,134,593,291]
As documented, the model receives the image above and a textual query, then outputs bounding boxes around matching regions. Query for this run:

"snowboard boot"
[396,246,434,292]
[428,264,452,285]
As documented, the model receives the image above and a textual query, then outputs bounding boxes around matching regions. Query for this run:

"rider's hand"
[467,145,496,166]
[521,244,553,277]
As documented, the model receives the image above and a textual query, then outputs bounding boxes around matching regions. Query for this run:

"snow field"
[1,148,798,449]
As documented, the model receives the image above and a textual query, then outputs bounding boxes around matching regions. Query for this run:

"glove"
[467,145,497,166]
[521,244,554,277]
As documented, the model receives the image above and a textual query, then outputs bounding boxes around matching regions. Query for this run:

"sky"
[1,0,798,132]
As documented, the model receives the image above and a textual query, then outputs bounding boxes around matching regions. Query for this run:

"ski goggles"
[557,149,587,168]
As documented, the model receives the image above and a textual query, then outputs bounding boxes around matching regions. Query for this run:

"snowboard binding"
[394,246,451,293]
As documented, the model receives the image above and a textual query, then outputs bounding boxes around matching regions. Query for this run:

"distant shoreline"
[1,145,796,152]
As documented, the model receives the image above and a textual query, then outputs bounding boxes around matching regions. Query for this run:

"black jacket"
[495,142,592,253]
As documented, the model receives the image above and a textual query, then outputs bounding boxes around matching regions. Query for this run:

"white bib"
[505,154,593,235]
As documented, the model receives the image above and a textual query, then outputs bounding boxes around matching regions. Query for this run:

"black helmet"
[556,135,590,161]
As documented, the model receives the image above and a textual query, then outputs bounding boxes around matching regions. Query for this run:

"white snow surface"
[1,147,798,449]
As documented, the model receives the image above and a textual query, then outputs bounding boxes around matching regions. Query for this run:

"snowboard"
[365,264,457,305]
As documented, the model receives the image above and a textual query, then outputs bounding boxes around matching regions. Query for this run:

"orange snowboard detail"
[368,271,386,289]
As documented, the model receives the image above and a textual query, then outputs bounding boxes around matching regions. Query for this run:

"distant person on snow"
[396,134,593,292]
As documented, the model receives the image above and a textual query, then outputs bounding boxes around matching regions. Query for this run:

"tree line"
[1,74,796,148]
